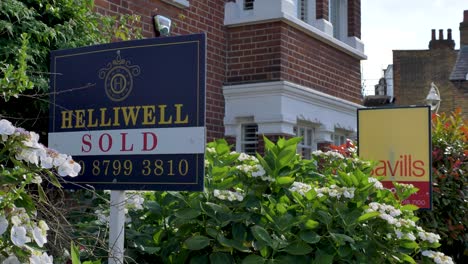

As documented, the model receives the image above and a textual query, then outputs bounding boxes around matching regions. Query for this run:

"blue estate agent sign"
[48,34,206,191]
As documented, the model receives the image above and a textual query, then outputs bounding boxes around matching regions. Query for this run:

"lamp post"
[425,82,441,113]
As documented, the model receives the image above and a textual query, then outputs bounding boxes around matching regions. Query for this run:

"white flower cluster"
[422,250,454,264]
[416,226,441,244]
[207,147,216,154]
[315,185,355,199]
[368,177,384,189]
[126,192,145,210]
[235,152,258,162]
[0,119,80,177]
[213,189,244,202]
[237,164,274,182]
[250,164,274,182]
[366,202,403,226]
[311,150,345,159]
[0,207,53,264]
[289,182,312,196]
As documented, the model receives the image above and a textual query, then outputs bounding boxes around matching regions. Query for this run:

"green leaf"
[37,184,47,203]
[190,254,209,264]
[283,241,313,255]
[399,240,418,249]
[313,249,334,264]
[210,252,233,264]
[401,204,419,212]
[71,242,81,264]
[399,253,416,264]
[299,231,321,244]
[304,219,319,229]
[251,225,273,246]
[277,176,295,185]
[175,208,201,219]
[46,170,62,188]
[184,235,211,250]
[357,211,380,222]
[242,255,265,264]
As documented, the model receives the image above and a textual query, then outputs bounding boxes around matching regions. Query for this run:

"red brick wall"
[225,22,362,104]
[226,22,282,84]
[348,0,361,38]
[94,0,227,141]
[316,0,329,20]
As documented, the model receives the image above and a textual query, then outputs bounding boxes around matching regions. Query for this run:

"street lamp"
[425,82,441,113]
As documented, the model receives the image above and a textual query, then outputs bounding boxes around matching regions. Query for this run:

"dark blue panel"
[49,34,206,191]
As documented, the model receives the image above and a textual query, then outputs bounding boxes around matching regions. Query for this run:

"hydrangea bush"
[0,118,80,263]
[77,137,452,264]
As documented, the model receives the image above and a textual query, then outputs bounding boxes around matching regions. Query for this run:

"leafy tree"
[0,0,141,135]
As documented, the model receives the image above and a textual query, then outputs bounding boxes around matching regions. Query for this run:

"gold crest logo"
[98,50,141,102]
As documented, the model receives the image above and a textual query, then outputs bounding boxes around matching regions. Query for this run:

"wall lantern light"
[425,82,441,113]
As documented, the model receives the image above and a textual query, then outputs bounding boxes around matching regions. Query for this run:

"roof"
[450,45,468,81]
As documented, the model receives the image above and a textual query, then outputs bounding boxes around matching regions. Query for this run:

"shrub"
[80,137,452,264]
[416,108,468,263]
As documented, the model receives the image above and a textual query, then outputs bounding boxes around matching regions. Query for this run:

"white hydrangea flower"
[213,189,244,202]
[29,252,53,264]
[10,226,31,246]
[2,255,21,264]
[206,147,216,153]
[95,209,108,224]
[126,193,145,210]
[0,119,15,141]
[0,214,8,236]
[368,177,383,189]
[289,182,312,196]
[57,159,81,177]
[421,250,454,264]
[22,132,41,148]
[32,226,47,247]
[31,175,42,184]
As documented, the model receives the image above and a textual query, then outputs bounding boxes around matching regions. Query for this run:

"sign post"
[358,106,432,209]
[108,191,125,264]
[48,34,206,262]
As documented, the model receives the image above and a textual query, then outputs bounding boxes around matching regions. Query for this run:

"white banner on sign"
[48,126,205,156]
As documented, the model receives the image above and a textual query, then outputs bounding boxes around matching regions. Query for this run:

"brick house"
[393,10,468,119]
[94,0,366,156]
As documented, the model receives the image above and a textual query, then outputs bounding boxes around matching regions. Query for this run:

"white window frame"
[332,129,349,146]
[241,123,258,155]
[294,123,316,159]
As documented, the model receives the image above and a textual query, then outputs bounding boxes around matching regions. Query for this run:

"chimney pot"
[431,29,436,40]
[448,29,452,40]
[464,10,468,22]
[439,29,443,40]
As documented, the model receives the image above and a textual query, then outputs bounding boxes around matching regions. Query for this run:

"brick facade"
[95,0,227,142]
[347,0,361,38]
[225,22,361,104]
[393,29,468,119]
[94,0,365,152]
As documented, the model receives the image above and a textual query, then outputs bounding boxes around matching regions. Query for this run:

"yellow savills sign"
[358,106,432,209]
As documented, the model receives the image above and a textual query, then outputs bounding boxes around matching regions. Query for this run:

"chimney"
[429,29,455,50]
[460,10,468,46]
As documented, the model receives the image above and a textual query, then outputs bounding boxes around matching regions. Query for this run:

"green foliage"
[0,0,141,132]
[416,108,468,262]
[73,137,450,263]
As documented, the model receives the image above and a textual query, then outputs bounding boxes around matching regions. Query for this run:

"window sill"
[161,0,190,9]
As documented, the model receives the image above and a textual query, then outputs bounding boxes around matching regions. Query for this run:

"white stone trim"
[224,0,366,59]
[223,81,362,138]
[161,0,190,9]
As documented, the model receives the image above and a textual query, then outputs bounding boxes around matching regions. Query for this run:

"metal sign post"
[108,191,126,264]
